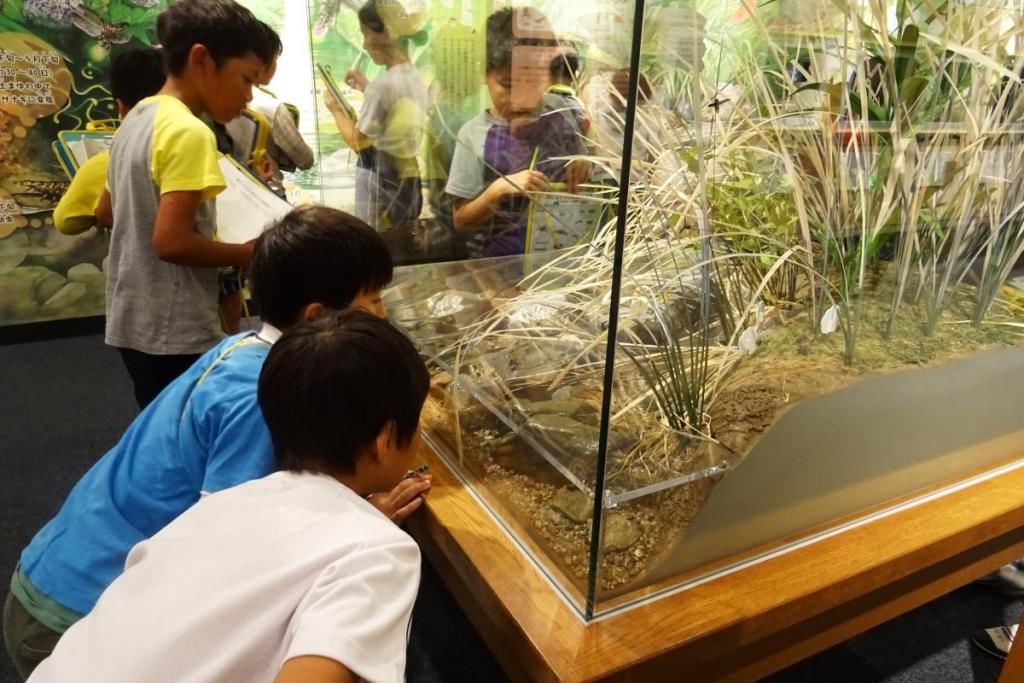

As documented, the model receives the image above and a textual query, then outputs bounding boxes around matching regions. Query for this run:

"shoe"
[972,623,1017,660]
[975,562,1024,598]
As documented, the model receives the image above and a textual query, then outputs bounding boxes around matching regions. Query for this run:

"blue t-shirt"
[19,331,276,617]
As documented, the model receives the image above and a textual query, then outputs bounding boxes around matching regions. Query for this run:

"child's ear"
[373,421,398,464]
[187,44,213,73]
[300,302,324,321]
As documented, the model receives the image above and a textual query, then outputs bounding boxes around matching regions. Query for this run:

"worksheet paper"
[215,156,293,244]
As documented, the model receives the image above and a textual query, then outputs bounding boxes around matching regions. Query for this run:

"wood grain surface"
[407,443,1024,682]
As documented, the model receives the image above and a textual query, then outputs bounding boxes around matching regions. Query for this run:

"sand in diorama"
[416,273,1024,600]
[642,345,1024,589]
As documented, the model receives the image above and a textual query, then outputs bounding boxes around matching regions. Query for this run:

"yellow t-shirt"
[105,95,227,355]
[53,151,109,235]
[146,95,226,201]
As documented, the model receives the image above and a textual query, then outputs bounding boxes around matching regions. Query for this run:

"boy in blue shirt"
[2,206,429,679]
[29,311,430,683]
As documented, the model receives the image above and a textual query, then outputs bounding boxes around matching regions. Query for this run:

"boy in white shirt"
[28,310,430,683]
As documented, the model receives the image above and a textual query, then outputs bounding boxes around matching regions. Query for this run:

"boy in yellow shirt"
[52,49,166,236]
[98,0,281,409]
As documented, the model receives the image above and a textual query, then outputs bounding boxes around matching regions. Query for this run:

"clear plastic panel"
[361,0,1024,621]
[589,0,1024,617]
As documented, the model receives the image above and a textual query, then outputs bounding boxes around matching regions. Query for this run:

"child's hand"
[565,159,592,194]
[345,70,369,92]
[490,170,550,199]
[368,474,432,524]
[253,155,278,183]
[324,93,345,117]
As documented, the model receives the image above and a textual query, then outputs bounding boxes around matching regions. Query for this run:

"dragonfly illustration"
[70,6,130,49]
[314,0,364,38]
[13,179,70,205]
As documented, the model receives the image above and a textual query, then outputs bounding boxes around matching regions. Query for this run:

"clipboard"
[525,184,605,253]
[316,62,358,122]
[214,155,293,244]
[51,130,114,179]
[52,140,78,179]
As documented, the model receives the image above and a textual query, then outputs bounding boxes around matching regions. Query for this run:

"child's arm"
[55,153,112,235]
[96,189,113,228]
[153,190,253,268]
[324,95,371,152]
[452,169,550,230]
[274,656,354,683]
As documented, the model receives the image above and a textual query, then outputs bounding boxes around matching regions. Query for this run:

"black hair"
[486,8,516,73]
[157,0,281,76]
[110,48,165,109]
[258,309,430,475]
[249,206,393,328]
[259,19,283,62]
[358,0,387,35]
[357,0,429,49]
[486,7,557,74]
[549,52,579,83]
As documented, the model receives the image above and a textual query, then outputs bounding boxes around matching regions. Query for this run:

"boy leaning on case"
[3,206,430,680]
[27,310,430,683]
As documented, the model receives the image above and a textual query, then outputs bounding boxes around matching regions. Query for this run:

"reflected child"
[325,0,429,232]
[445,7,589,258]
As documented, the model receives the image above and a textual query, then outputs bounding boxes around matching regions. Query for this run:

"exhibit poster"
[0,0,166,327]
[0,0,285,329]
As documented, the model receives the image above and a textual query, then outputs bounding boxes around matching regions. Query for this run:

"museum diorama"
[3,0,1024,643]
[385,0,1024,621]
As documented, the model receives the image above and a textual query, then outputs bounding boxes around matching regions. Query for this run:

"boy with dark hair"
[444,7,589,259]
[3,206,429,680]
[27,310,429,682]
[110,48,168,115]
[53,48,166,236]
[97,0,282,409]
[445,7,588,257]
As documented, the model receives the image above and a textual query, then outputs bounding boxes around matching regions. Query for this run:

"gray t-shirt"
[105,95,226,355]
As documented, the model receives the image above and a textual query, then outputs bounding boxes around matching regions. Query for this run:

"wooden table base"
[408,443,1024,682]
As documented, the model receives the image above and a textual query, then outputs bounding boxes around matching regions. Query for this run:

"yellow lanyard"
[194,334,272,388]
[179,334,273,422]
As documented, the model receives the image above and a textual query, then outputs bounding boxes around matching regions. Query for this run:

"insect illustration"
[314,0,363,38]
[12,179,69,205]
[70,6,129,49]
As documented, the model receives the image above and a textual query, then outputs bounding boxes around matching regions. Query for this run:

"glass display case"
[369,0,1024,621]
[4,0,1024,625]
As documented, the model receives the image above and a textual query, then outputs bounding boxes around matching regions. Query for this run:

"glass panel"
[310,0,1024,621]
[374,0,639,616]
[590,0,1024,617]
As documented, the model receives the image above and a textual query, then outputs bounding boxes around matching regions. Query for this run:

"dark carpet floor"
[0,323,1019,682]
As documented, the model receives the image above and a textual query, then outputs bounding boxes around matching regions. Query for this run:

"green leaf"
[1,0,27,24]
[899,75,927,110]
[893,24,920,88]
[793,81,832,96]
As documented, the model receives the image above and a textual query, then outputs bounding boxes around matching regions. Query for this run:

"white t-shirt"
[29,471,421,683]
[356,63,428,160]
